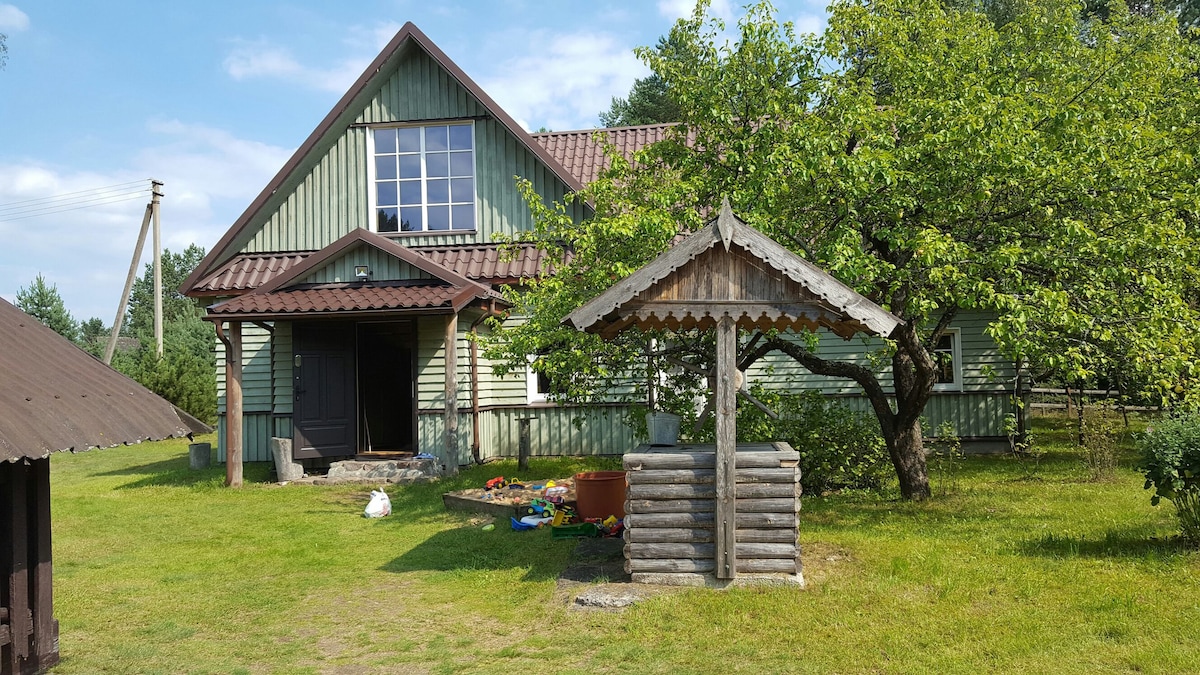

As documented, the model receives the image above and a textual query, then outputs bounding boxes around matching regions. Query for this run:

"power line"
[0,193,149,222]
[0,179,149,210]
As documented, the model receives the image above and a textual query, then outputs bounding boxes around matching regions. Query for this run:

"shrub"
[1138,413,1200,544]
[929,420,963,496]
[1081,412,1122,482]
[736,387,890,494]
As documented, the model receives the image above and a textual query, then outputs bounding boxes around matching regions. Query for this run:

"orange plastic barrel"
[574,471,627,520]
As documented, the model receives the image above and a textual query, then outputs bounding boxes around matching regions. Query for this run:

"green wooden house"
[182,22,1024,470]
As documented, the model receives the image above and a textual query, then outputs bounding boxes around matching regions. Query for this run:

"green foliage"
[1139,413,1200,543]
[111,244,217,424]
[126,244,208,336]
[16,273,78,343]
[732,388,891,494]
[599,73,680,127]
[488,0,1200,499]
[77,316,107,355]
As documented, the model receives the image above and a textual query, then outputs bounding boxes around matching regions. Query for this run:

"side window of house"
[933,329,962,391]
[371,123,476,233]
[527,357,551,404]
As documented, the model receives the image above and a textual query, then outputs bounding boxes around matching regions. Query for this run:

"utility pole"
[152,180,163,358]
[103,179,163,365]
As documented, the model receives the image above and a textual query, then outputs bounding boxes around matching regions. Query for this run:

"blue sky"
[0,0,826,323]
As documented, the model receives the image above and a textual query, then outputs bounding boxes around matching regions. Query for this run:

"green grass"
[48,416,1200,674]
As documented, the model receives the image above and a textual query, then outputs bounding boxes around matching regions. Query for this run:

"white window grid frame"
[366,121,479,234]
[932,327,963,392]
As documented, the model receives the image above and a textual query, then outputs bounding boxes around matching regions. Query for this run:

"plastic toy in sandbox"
[443,472,627,537]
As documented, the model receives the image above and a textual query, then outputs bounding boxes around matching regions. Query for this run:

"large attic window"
[371,123,476,234]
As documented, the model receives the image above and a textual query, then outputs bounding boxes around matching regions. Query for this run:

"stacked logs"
[622,443,801,582]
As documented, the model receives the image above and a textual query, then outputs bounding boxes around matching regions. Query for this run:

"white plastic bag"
[363,489,391,518]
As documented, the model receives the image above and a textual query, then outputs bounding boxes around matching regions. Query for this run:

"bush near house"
[735,388,891,494]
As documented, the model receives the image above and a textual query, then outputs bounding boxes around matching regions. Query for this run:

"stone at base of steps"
[282,458,442,486]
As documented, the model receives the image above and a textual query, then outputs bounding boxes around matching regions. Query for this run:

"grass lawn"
[47,414,1200,674]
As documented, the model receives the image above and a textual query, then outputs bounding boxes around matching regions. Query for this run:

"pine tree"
[16,274,78,343]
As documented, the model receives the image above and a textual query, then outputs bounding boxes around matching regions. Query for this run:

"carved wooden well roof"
[564,202,901,339]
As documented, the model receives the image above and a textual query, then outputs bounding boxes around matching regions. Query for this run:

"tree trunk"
[886,415,931,500]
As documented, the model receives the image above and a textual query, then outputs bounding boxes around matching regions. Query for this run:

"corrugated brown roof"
[208,282,465,317]
[532,123,677,186]
[192,242,553,295]
[0,298,201,462]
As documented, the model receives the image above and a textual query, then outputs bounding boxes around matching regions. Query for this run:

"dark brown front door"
[293,322,356,459]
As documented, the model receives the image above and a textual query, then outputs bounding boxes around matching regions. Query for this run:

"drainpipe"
[468,299,503,464]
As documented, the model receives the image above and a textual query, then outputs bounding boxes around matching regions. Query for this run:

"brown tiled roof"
[532,123,677,186]
[413,243,552,282]
[0,298,203,462]
[192,251,313,294]
[209,281,466,318]
[192,242,553,295]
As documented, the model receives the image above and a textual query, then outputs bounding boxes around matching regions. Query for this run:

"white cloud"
[0,4,29,31]
[657,0,732,22]
[481,31,649,131]
[0,123,291,322]
[223,39,368,93]
[223,21,402,94]
[791,12,825,36]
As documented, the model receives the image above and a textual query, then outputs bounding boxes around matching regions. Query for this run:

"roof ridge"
[531,122,680,137]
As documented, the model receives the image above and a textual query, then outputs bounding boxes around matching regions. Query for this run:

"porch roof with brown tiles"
[192,242,556,296]
[207,281,475,319]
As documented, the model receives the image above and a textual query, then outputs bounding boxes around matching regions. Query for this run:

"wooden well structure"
[565,201,900,585]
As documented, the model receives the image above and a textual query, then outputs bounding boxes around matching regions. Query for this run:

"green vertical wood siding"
[272,322,293,415]
[300,246,434,284]
[244,128,369,253]
[215,413,275,463]
[745,312,1014,396]
[480,406,636,460]
[240,46,585,257]
[216,323,274,414]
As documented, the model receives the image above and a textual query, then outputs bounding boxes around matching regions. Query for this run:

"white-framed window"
[369,123,476,233]
[932,328,963,391]
[526,356,551,404]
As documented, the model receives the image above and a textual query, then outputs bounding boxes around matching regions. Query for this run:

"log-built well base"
[622,443,804,588]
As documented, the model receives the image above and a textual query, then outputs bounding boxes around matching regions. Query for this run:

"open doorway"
[357,321,416,454]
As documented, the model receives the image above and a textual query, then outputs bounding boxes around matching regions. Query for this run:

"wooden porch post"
[715,314,738,579]
[226,321,244,488]
[445,313,459,465]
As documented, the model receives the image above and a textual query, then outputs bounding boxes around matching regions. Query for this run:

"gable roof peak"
[182,19,582,298]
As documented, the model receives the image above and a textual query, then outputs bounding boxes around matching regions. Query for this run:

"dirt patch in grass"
[797,540,856,587]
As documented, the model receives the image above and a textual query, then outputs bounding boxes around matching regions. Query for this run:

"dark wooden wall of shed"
[1,459,59,675]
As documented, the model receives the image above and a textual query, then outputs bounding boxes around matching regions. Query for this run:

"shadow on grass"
[1016,528,1191,560]
[378,524,574,582]
[98,458,273,489]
